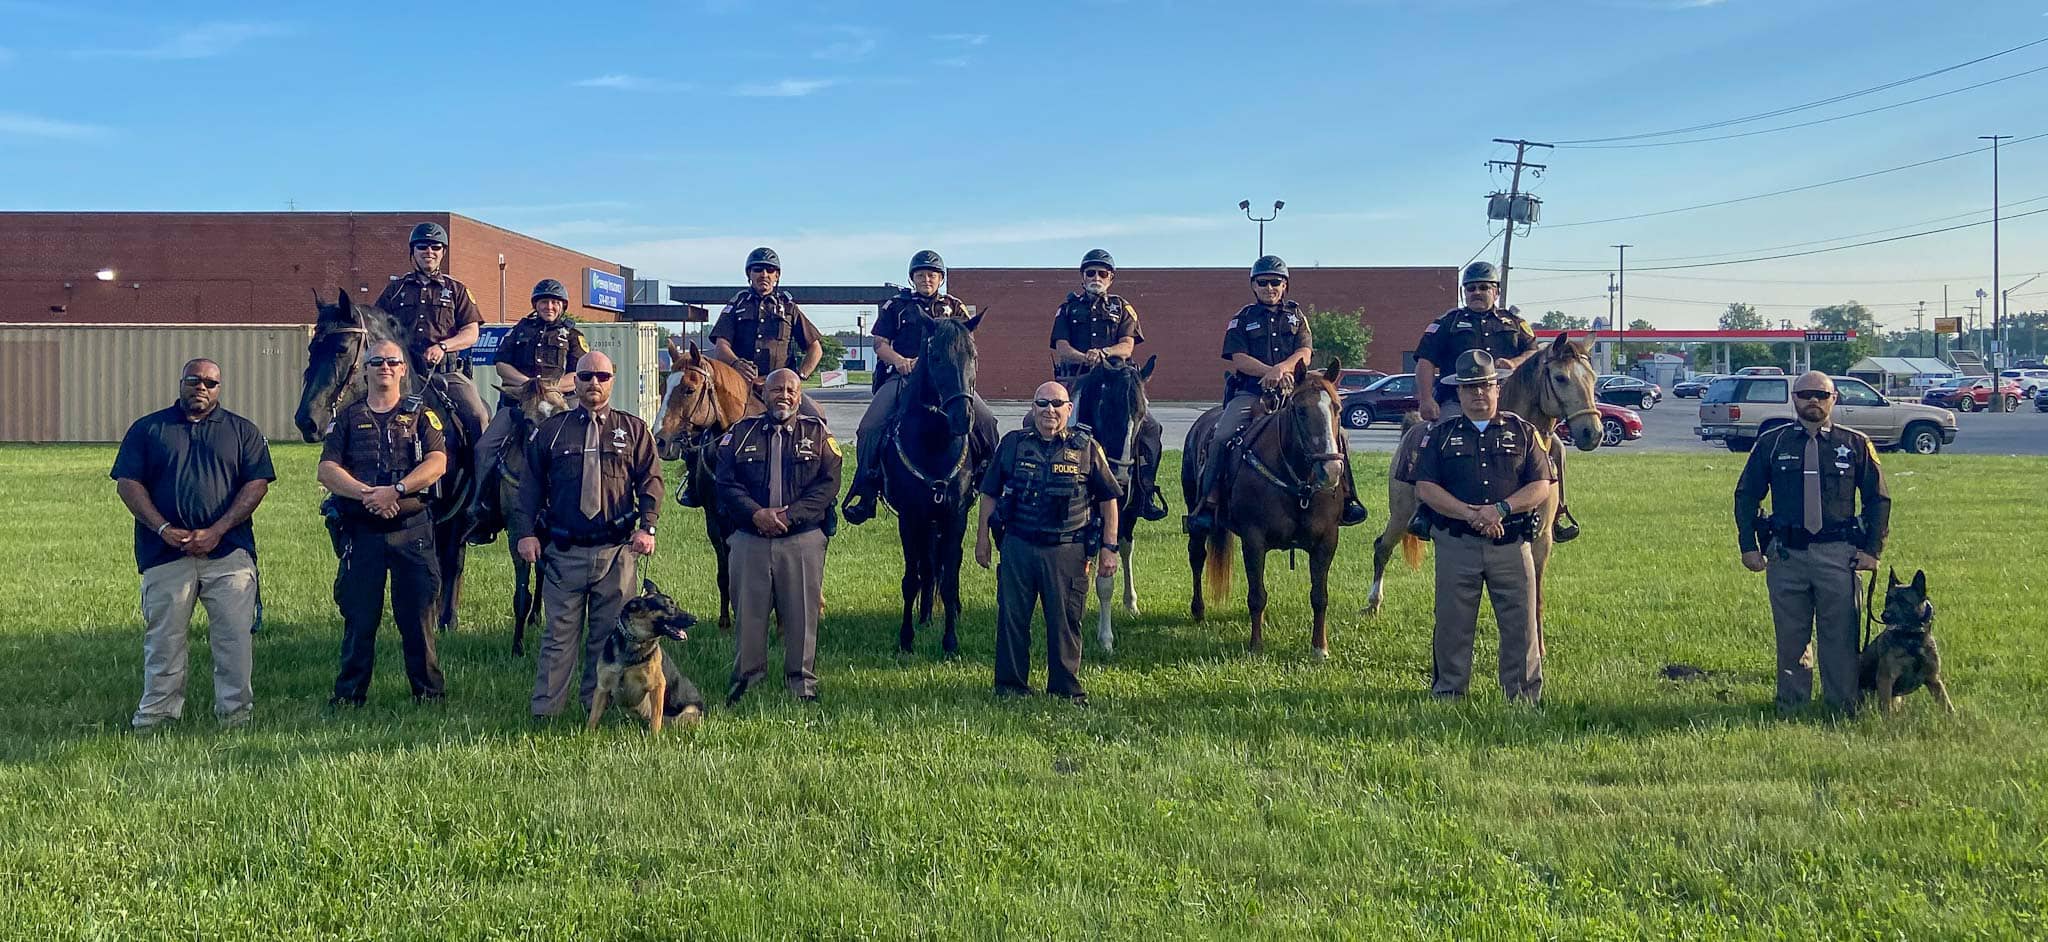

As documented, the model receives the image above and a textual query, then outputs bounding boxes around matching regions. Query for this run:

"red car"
[1557,401,1643,447]
[1921,378,2022,412]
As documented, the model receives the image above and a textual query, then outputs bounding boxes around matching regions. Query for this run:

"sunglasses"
[746,266,777,275]
[181,376,220,389]
[410,242,445,251]
[365,356,404,368]
[577,370,614,383]
[1081,269,1112,279]
[1794,390,1833,401]
[1033,398,1070,409]
[1253,278,1285,288]
[1464,283,1496,291]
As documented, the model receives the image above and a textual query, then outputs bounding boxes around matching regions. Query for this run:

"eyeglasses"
[1081,269,1112,279]
[181,376,220,388]
[1033,398,1070,409]
[1464,283,1496,291]
[1253,278,1285,288]
[746,266,776,275]
[577,370,614,383]
[1794,390,1833,401]
[365,356,404,368]
[410,242,445,251]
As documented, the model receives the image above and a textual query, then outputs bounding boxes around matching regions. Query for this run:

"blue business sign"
[469,324,515,366]
[586,268,626,313]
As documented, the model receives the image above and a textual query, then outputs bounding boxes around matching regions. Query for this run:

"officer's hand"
[363,486,400,515]
[423,344,445,366]
[184,526,223,556]
[734,360,760,384]
[1260,366,1290,390]
[630,531,656,556]
[975,533,992,569]
[1419,398,1441,422]
[751,507,786,536]
[517,537,542,564]
[1852,551,1879,572]
[900,356,918,374]
[1741,550,1768,572]
[158,526,194,549]
[1097,547,1120,576]
[1471,504,1504,530]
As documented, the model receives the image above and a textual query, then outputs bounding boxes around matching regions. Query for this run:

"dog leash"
[1862,568,1878,650]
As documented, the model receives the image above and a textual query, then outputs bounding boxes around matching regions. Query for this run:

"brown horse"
[494,377,570,654]
[1183,360,1348,656]
[1365,331,1603,616]
[656,340,751,631]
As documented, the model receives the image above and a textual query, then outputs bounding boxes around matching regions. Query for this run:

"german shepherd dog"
[588,580,707,732]
[1859,569,1956,715]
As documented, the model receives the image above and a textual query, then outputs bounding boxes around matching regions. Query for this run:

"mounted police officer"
[1413,262,1539,424]
[1049,249,1165,520]
[467,278,590,540]
[375,221,488,445]
[1410,350,1555,703]
[1735,371,1891,716]
[708,247,825,419]
[975,382,1123,703]
[841,250,998,525]
[317,338,449,707]
[1186,256,1369,531]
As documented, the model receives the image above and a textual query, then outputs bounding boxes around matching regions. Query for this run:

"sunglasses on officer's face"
[1082,269,1112,279]
[1033,398,1070,409]
[746,266,777,275]
[365,356,404,368]
[411,242,444,252]
[1794,390,1833,401]
[577,370,614,383]
[182,376,220,389]
[1465,284,1496,292]
[1253,278,1285,288]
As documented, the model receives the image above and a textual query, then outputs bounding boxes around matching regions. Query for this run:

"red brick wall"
[946,267,1458,401]
[0,212,621,326]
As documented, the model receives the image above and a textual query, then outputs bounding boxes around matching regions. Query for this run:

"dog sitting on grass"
[588,580,706,732]
[1859,569,1955,715]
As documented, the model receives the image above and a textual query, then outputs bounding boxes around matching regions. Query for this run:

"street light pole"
[1612,244,1631,374]
[1238,199,1284,257]
[1983,133,2011,409]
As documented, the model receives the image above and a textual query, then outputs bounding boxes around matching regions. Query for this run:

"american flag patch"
[1423,323,1440,334]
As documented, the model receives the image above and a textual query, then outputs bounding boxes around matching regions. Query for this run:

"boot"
[1139,482,1169,522]
[463,470,504,545]
[1185,493,1218,533]
[841,473,878,524]
[1339,455,1369,526]
[675,463,702,509]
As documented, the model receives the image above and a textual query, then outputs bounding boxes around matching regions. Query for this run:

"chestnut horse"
[657,341,751,631]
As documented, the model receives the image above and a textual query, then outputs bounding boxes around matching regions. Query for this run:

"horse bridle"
[897,353,974,504]
[1537,347,1602,441]
[310,315,370,417]
[1238,386,1343,510]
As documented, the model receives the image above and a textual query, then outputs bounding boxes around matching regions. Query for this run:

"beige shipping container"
[576,322,663,423]
[0,323,314,442]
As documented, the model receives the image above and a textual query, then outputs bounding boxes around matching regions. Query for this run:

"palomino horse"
[656,341,751,632]
[1183,360,1349,656]
[295,289,476,632]
[493,377,569,654]
[1071,354,1157,655]
[880,313,986,656]
[1365,331,1603,616]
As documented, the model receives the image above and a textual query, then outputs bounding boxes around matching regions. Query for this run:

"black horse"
[879,313,986,655]
[295,289,475,633]
[1071,355,1158,655]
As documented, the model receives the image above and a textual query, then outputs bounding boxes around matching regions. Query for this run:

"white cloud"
[813,26,879,62]
[571,73,693,92]
[935,56,971,68]
[733,78,839,97]
[0,111,111,139]
[934,33,988,45]
[77,21,290,59]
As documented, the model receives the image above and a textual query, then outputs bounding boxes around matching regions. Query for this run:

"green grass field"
[1,444,2043,939]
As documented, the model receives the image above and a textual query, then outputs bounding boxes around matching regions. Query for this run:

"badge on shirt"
[1498,428,1515,444]
[1286,313,1301,329]
[439,288,454,302]
[796,437,817,460]
[1834,444,1851,459]
[394,413,414,428]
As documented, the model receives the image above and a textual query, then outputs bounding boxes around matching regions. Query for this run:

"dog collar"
[613,620,661,666]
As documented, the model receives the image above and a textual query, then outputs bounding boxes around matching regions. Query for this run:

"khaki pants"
[995,536,1089,697]
[533,542,637,716]
[1766,540,1862,712]
[473,405,518,482]
[437,368,488,445]
[136,549,257,725]
[728,529,826,698]
[1431,530,1542,701]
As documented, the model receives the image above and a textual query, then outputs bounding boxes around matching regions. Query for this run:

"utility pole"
[1487,138,1551,306]
[1612,244,1632,373]
[1606,272,1617,328]
[1983,134,2011,409]
[1915,300,1927,358]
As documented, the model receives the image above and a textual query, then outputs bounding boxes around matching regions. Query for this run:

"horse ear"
[1292,360,1308,385]
[688,342,702,366]
[1549,331,1572,356]
[335,287,352,312]
[1911,569,1926,592]
[964,311,985,333]
[1139,355,1156,381]
[1323,357,1342,382]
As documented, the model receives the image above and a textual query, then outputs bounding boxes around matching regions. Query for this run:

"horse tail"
[1204,528,1235,601]
[1401,533,1424,570]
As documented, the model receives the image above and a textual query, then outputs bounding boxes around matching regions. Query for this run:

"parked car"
[1594,374,1663,410]
[1698,375,1957,454]
[1737,366,1786,376]
[1557,401,1643,447]
[1921,377,2021,412]
[1672,374,1722,398]
[1340,373,1419,429]
[2037,390,2048,413]
[1335,368,1389,393]
[1997,368,2048,398]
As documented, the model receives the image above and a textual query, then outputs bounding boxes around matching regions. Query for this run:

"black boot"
[463,471,504,545]
[1342,498,1370,527]
[841,476,878,524]
[1135,475,1169,522]
[1552,504,1581,543]
[675,463,702,509]
[1185,496,1217,533]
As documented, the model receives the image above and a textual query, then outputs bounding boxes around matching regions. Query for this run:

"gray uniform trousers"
[729,529,826,698]
[1200,392,1262,495]
[532,542,637,716]
[995,536,1089,697]
[1766,540,1862,712]
[473,406,519,483]
[435,368,489,445]
[1431,530,1543,701]
[135,548,258,725]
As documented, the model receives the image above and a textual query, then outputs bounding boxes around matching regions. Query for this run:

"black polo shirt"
[111,406,276,574]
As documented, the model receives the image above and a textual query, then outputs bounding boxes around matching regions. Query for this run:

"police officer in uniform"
[841,250,998,524]
[317,339,450,706]
[375,222,489,444]
[1410,351,1555,703]
[708,247,825,419]
[1413,262,1539,424]
[1186,256,1370,530]
[716,369,842,704]
[975,382,1123,703]
[1049,249,1165,520]
[1735,371,1890,716]
[468,278,590,538]
[512,351,664,720]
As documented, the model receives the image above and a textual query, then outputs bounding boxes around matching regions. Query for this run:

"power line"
[1526,193,2048,264]
[1550,36,2048,145]
[1521,205,2048,272]
[1626,268,2048,287]
[1546,132,2048,228]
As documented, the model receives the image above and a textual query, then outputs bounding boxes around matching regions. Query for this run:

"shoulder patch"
[423,409,443,431]
[1866,440,1881,464]
[719,432,733,446]
[826,434,841,457]
[1423,323,1439,334]
[1518,321,1534,335]
[1226,319,1239,330]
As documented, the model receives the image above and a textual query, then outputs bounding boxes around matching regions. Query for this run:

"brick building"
[946,266,1458,401]
[0,212,626,326]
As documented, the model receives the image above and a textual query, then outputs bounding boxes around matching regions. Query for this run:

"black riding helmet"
[1461,261,1499,285]
[409,222,448,248]
[1079,248,1115,272]
[1251,255,1288,281]
[745,247,781,272]
[909,250,946,276]
[531,279,569,304]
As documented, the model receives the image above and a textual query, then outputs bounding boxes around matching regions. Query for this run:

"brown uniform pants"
[533,541,637,716]
[1431,530,1543,701]
[1766,540,1862,713]
[729,529,826,698]
[995,536,1089,698]
[136,549,258,726]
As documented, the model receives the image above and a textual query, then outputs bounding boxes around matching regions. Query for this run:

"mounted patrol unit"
[467,278,591,541]
[374,221,489,443]
[1049,249,1165,520]
[708,247,825,418]
[1413,261,1539,421]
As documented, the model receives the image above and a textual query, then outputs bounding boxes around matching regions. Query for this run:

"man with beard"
[1048,249,1165,520]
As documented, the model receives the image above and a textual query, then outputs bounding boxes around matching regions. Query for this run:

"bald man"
[1735,370,1891,715]
[513,351,664,720]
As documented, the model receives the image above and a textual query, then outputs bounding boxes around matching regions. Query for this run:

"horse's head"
[295,288,382,442]
[1279,359,1346,477]
[1074,354,1154,470]
[502,376,570,427]
[1519,332,1602,452]
[657,341,726,461]
[916,312,982,437]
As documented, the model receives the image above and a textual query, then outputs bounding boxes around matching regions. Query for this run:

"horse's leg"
[1531,492,1557,659]
[897,514,919,654]
[1243,538,1269,654]
[436,516,466,631]
[1121,518,1140,615]
[1094,559,1115,656]
[1187,529,1208,621]
[1309,541,1335,659]
[707,514,732,632]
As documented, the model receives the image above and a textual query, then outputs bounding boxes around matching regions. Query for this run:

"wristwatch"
[641,524,657,536]
[1100,542,1120,552]
[393,481,408,497]
[1494,500,1511,518]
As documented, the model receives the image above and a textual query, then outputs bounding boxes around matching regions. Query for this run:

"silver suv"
[1696,375,1957,454]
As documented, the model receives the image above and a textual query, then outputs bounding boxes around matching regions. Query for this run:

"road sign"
[1934,317,1962,335]
[1803,331,1849,343]
[585,269,626,313]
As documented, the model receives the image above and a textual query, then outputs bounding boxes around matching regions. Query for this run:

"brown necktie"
[768,426,786,509]
[1802,430,1823,534]
[580,412,603,518]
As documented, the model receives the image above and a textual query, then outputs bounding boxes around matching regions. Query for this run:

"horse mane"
[1076,362,1142,459]
[1500,337,1589,426]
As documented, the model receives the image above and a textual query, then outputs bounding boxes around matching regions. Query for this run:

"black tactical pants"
[333,515,445,703]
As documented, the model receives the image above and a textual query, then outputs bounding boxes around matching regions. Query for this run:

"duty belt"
[1006,529,1089,547]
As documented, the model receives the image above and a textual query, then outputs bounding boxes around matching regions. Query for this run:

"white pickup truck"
[1695,375,1958,454]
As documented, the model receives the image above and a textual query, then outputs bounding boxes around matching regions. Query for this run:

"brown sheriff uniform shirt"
[1049,292,1143,380]
[512,406,662,543]
[1410,412,1556,534]
[714,414,843,537]
[376,270,483,358]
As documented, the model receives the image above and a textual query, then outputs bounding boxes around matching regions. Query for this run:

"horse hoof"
[718,617,732,633]
[1362,602,1380,617]
[1312,646,1329,661]
[1247,642,1264,655]
[1122,603,1141,616]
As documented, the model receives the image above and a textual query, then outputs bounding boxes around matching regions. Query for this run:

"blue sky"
[3,0,2046,332]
